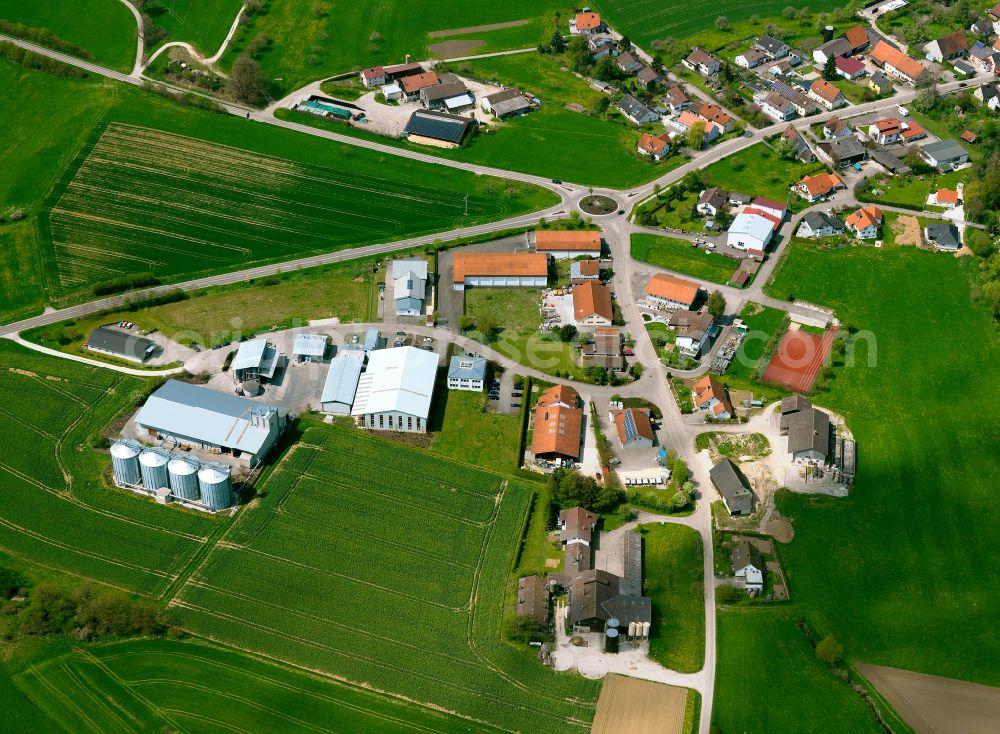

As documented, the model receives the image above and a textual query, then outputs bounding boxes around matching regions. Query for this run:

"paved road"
[113,0,144,78]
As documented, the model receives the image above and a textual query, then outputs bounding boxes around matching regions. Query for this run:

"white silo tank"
[642,622,651,637]
[198,464,233,511]
[167,457,200,500]
[139,448,170,490]
[628,621,637,638]
[110,440,141,487]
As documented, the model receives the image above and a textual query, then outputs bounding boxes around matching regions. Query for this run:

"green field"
[15,638,493,733]
[722,302,787,385]
[765,244,1000,686]
[641,524,705,674]
[143,0,244,55]
[222,0,569,92]
[631,234,736,285]
[700,143,822,208]
[465,287,543,333]
[173,423,600,731]
[592,0,845,51]
[430,389,523,474]
[713,610,884,734]
[0,341,214,595]
[0,0,136,71]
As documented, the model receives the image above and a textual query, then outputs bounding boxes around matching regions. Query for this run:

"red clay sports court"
[761,326,838,393]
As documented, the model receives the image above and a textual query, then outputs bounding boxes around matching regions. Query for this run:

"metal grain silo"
[604,627,619,654]
[167,456,200,500]
[110,440,142,487]
[198,463,233,511]
[139,448,170,490]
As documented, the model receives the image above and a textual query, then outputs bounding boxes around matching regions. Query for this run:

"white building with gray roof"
[351,346,438,433]
[321,355,363,414]
[391,259,428,317]
[447,356,486,391]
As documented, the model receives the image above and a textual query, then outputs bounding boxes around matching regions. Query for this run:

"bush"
[92,273,161,296]
[815,635,843,665]
[715,584,739,603]
[0,41,87,78]
[0,566,27,599]
[8,210,25,221]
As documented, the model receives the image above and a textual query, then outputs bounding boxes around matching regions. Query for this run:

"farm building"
[447,355,486,391]
[451,252,548,291]
[320,355,363,414]
[403,109,473,148]
[232,339,280,383]
[293,334,327,363]
[581,327,624,371]
[645,274,700,310]
[573,281,613,326]
[570,259,601,283]
[726,212,776,256]
[517,575,549,624]
[534,230,602,258]
[134,380,288,468]
[710,458,755,515]
[531,385,583,464]
[559,506,598,546]
[779,398,831,463]
[482,88,532,119]
[392,259,429,317]
[351,346,437,433]
[86,326,157,363]
[421,81,474,112]
[609,407,654,449]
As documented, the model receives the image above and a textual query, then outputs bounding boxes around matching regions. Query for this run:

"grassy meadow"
[765,243,1000,686]
[430,388,524,473]
[0,0,136,71]
[142,0,244,55]
[631,234,737,284]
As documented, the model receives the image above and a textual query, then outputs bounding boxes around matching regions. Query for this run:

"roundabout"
[578,194,620,216]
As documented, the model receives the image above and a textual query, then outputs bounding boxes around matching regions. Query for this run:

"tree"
[671,459,690,486]
[775,136,798,161]
[567,35,591,72]
[815,635,844,666]
[707,290,727,318]
[822,54,837,81]
[686,121,706,151]
[549,28,567,54]
[716,584,739,603]
[226,54,269,106]
[457,315,473,332]
[715,15,730,31]
[783,6,797,19]
[593,95,610,114]
[0,565,27,599]
[557,324,578,342]
[619,35,631,51]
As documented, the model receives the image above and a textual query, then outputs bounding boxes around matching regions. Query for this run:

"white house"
[735,48,767,69]
[391,259,429,317]
[447,355,486,391]
[732,541,764,595]
[759,91,796,121]
[921,139,969,170]
[683,47,721,76]
[669,310,715,358]
[617,94,659,125]
[351,346,438,433]
[798,211,845,238]
[755,35,790,59]
[845,206,883,240]
[696,187,727,217]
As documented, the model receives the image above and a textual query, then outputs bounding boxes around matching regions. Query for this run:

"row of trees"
[0,41,87,78]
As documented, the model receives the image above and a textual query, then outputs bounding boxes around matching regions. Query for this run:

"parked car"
[422,336,433,342]
[511,402,521,408]
[512,391,522,398]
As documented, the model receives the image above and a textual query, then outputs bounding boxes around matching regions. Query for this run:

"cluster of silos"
[109,441,234,511]
[628,621,652,639]
[604,618,651,653]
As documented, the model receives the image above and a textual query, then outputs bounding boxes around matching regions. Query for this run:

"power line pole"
[464,194,469,216]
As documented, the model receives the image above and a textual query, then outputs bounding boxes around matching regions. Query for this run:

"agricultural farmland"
[0,341,214,595]
[40,122,553,303]
[174,423,600,731]
[16,638,493,733]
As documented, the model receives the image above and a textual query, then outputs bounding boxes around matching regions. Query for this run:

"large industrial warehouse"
[133,380,289,467]
[351,346,437,433]
[451,252,549,290]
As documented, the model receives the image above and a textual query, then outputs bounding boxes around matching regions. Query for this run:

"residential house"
[420,81,473,112]
[808,79,846,110]
[665,85,691,114]
[570,259,601,283]
[645,273,701,310]
[359,66,387,87]
[609,407,655,449]
[870,41,925,84]
[636,66,661,87]
[696,102,735,133]
[868,117,903,145]
[588,33,616,60]
[668,309,715,357]
[930,188,960,208]
[843,24,870,54]
[781,125,814,162]
[616,51,643,74]
[535,230,602,258]
[573,281,613,326]
[732,540,765,594]
[768,59,794,77]
[970,42,1000,74]
[834,55,866,80]
[696,187,727,217]
[923,31,968,62]
[817,136,867,167]
[870,148,911,175]
[760,91,796,121]
[869,70,893,95]
[672,111,720,144]
[516,575,548,625]
[755,35,789,59]
[618,94,659,125]
[798,211,845,238]
[391,258,428,317]
[570,12,604,35]
[728,192,753,207]
[789,90,815,117]
[532,386,583,463]
[637,132,671,160]
[823,116,852,140]
[921,139,969,170]
[974,82,1000,110]
[925,223,962,251]
[970,18,994,38]
[813,37,852,65]
[710,458,755,516]
[692,374,732,420]
[991,3,1000,33]
[482,88,531,119]
[684,47,721,76]
[795,172,844,201]
[447,356,487,391]
[581,328,624,371]
[736,48,768,69]
[781,403,831,463]
[400,71,439,100]
[559,505,597,546]
[845,205,883,239]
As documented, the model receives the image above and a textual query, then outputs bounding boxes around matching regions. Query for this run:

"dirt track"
[859,664,1000,734]
[428,19,529,37]
[592,674,688,734]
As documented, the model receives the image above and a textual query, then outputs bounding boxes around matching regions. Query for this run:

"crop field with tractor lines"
[0,341,214,595]
[40,122,553,303]
[173,424,600,732]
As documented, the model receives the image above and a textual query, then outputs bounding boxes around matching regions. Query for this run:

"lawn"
[15,638,493,733]
[722,302,788,385]
[221,0,571,92]
[631,234,736,285]
[864,169,967,210]
[765,243,1000,686]
[492,330,587,381]
[641,523,705,674]
[465,287,542,333]
[700,143,823,209]
[142,0,244,55]
[174,423,601,731]
[0,340,215,596]
[0,0,136,71]
[430,388,523,474]
[713,610,884,734]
